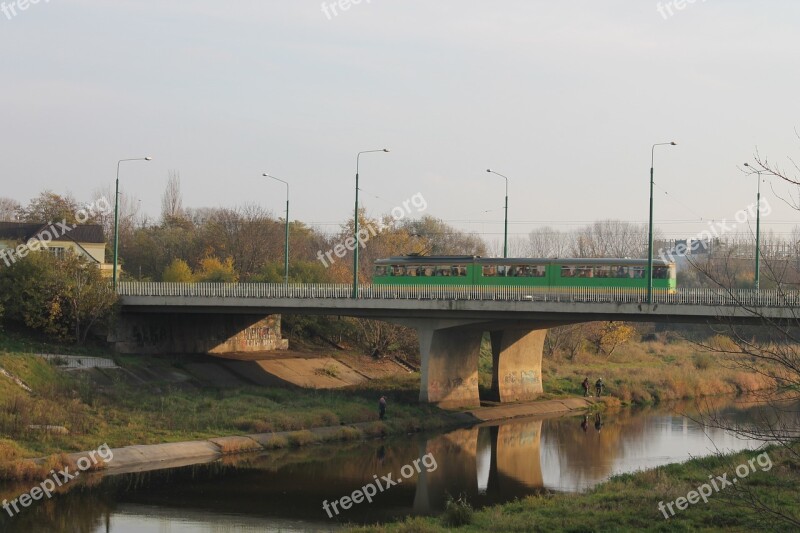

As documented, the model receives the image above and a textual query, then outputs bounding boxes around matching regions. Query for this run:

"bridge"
[114,282,799,408]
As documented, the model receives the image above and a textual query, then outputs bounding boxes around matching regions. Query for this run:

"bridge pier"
[417,324,483,408]
[489,328,546,402]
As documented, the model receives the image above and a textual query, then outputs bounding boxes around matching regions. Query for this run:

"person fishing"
[378,395,387,420]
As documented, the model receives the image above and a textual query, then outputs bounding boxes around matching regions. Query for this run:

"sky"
[2,0,800,250]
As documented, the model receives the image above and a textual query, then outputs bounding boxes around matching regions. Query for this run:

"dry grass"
[543,336,780,405]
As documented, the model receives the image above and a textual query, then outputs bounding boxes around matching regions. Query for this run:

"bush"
[441,493,473,527]
[693,352,713,370]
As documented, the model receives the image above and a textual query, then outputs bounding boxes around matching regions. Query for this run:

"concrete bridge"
[114,282,799,408]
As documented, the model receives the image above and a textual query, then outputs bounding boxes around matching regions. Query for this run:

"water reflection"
[0,396,794,532]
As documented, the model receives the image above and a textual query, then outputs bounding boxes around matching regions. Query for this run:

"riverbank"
[349,443,800,532]
[0,326,784,481]
[20,397,595,479]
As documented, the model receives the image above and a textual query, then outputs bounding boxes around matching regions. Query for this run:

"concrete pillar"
[490,329,546,402]
[417,325,483,408]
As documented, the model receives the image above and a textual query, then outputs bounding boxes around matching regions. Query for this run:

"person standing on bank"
[379,395,387,420]
[582,377,590,397]
[595,378,604,397]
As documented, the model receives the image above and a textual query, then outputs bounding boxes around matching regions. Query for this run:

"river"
[1,395,793,532]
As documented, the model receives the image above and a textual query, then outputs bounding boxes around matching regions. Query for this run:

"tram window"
[594,266,610,278]
[561,266,574,278]
[482,265,496,277]
[451,266,467,277]
[612,266,629,278]
[407,267,417,276]
[653,266,668,279]
[497,265,508,277]
[393,266,406,276]
[632,267,645,279]
[375,266,386,276]
[435,266,452,277]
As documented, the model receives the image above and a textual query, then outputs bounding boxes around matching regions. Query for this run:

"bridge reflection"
[414,418,545,512]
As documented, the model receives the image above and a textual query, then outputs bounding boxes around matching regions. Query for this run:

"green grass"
[0,329,460,473]
[349,444,800,532]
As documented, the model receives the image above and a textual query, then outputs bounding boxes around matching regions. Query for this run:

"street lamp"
[353,148,390,299]
[113,157,152,290]
[744,162,763,290]
[486,169,510,258]
[263,173,290,286]
[647,142,676,304]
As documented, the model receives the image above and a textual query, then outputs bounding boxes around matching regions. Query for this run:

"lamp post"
[263,173,290,286]
[647,142,676,304]
[744,162,763,290]
[113,157,152,290]
[353,148,390,299]
[486,169,510,258]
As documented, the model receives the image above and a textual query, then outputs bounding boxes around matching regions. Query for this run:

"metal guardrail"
[117,282,800,308]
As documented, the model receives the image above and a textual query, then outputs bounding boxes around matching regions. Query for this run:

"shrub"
[693,353,713,370]
[441,493,473,527]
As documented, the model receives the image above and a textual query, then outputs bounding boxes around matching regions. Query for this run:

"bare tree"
[161,170,184,222]
[0,197,20,221]
[687,142,800,529]
[527,226,573,258]
[571,220,650,258]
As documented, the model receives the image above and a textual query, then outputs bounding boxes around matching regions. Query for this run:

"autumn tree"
[162,258,194,282]
[0,252,116,343]
[16,191,84,224]
[195,256,238,282]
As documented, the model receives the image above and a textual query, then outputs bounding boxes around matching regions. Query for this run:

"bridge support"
[110,313,289,355]
[490,328,546,402]
[408,321,483,409]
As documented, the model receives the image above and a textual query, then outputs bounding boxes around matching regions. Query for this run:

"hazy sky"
[2,1,799,250]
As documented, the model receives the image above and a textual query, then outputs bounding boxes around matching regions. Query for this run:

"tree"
[0,197,20,221]
[161,170,184,223]
[162,259,194,282]
[195,256,238,282]
[689,143,800,529]
[16,191,85,224]
[584,322,636,356]
[0,252,117,343]
[61,254,118,343]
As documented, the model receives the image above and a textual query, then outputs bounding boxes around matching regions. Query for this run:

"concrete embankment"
[63,398,595,476]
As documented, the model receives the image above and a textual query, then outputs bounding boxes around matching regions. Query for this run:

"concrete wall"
[111,313,289,355]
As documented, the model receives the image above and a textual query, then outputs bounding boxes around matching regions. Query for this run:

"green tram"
[373,256,676,292]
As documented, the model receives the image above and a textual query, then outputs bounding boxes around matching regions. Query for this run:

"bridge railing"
[117,282,800,308]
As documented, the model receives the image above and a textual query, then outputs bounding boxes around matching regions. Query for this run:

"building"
[0,222,113,276]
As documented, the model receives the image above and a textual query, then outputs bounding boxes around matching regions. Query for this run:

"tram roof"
[375,256,674,266]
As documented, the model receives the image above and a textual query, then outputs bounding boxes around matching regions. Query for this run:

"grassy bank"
[0,329,460,480]
[535,334,777,406]
[0,327,784,482]
[350,443,800,532]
